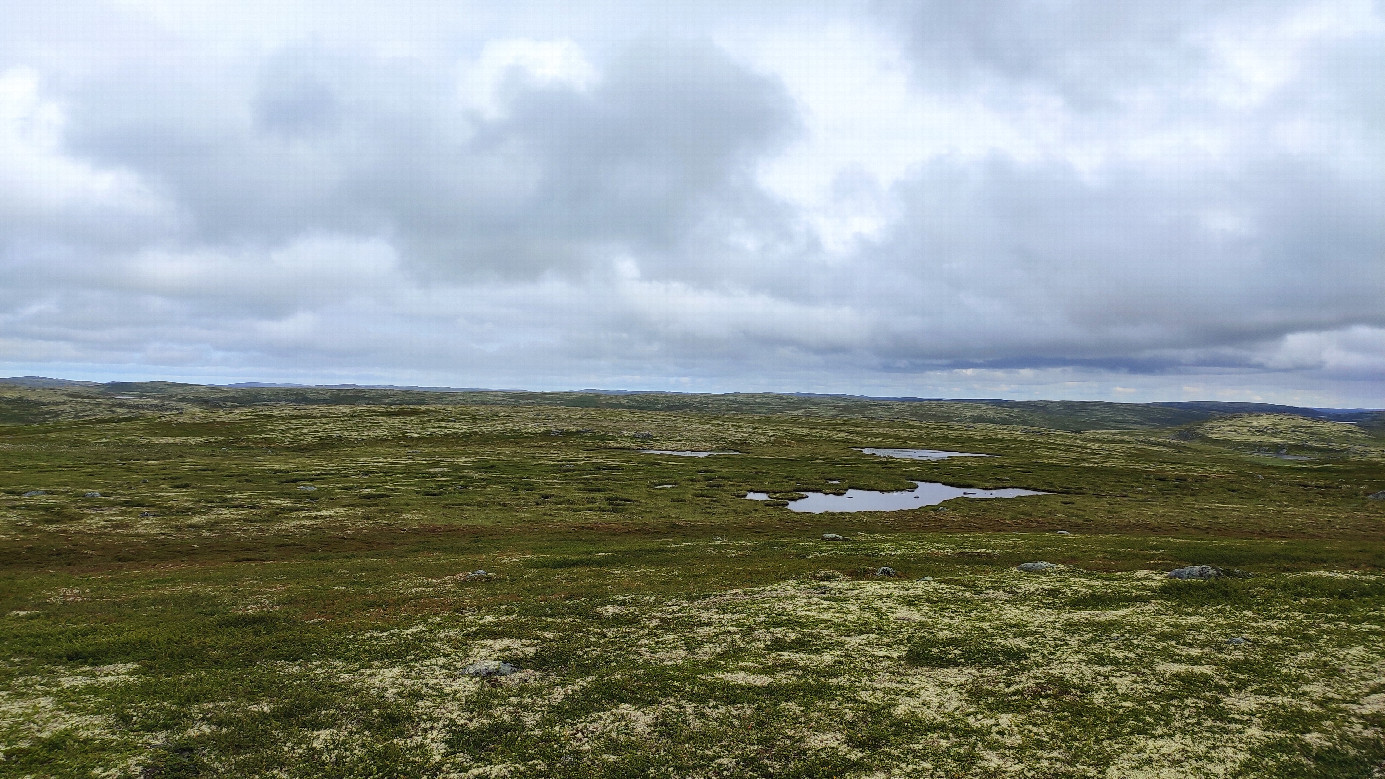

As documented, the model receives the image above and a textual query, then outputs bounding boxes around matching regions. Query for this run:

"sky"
[2,1,1382,406]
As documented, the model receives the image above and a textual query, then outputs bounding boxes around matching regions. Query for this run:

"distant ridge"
[0,376,100,388]
[222,381,495,392]
[2,377,1379,423]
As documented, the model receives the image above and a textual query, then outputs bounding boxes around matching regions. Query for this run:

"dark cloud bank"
[1,1,1381,404]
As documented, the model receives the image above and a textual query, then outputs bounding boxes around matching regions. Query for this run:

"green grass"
[1,387,1383,777]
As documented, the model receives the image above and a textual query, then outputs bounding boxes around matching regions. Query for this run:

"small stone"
[1226,637,1250,646]
[463,570,492,581]
[1018,561,1058,572]
[22,490,47,497]
[821,533,847,541]
[84,491,102,498]
[1055,530,1071,535]
[297,485,317,491]
[918,576,934,581]
[875,566,897,577]
[1368,490,1385,500]
[139,511,156,518]
[1168,565,1222,580]
[463,660,520,677]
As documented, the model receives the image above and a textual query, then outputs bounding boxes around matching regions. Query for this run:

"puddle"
[638,450,739,457]
[745,481,1048,513]
[857,448,990,460]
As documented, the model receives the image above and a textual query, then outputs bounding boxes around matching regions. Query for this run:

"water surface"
[638,450,739,457]
[856,448,990,460]
[745,481,1047,513]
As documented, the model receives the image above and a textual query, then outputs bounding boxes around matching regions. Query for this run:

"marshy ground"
[1,384,1383,777]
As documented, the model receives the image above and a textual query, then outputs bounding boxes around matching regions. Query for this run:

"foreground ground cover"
[1,387,1383,777]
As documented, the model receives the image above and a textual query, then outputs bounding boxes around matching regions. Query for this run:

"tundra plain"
[1,383,1383,778]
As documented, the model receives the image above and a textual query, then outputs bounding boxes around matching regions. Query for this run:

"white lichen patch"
[0,663,143,751]
[286,568,1385,776]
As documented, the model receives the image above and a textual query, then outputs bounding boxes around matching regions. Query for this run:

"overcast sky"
[2,1,1382,405]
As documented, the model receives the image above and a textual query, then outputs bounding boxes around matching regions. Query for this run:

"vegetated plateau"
[1,380,1383,778]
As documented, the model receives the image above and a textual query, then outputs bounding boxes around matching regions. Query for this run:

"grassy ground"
[1,390,1383,777]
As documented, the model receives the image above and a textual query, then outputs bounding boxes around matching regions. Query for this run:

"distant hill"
[0,376,100,389]
[1,376,1381,433]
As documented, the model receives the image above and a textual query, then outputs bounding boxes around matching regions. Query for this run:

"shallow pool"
[745,481,1048,513]
[856,448,990,460]
[638,450,740,457]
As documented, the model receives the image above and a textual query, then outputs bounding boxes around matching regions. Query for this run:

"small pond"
[856,448,990,460]
[745,481,1048,513]
[638,450,740,457]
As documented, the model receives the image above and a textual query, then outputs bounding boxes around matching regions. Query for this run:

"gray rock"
[821,533,848,541]
[1018,561,1058,572]
[463,570,492,581]
[463,660,520,677]
[918,576,934,582]
[84,491,102,498]
[875,566,897,577]
[1368,490,1385,500]
[1055,530,1071,535]
[1168,565,1222,580]
[297,485,317,491]
[1226,637,1250,646]
[22,490,46,497]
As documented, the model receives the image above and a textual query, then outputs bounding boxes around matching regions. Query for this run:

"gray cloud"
[55,36,800,282]
[0,1,1381,404]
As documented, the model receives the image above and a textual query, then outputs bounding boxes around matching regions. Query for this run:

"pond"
[745,481,1049,513]
[856,448,990,460]
[638,450,740,457]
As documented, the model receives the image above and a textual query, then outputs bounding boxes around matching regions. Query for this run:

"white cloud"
[463,39,598,119]
[0,0,1381,406]
[0,67,168,226]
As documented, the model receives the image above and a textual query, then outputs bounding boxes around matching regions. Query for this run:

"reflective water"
[856,448,990,460]
[638,450,739,457]
[745,481,1048,513]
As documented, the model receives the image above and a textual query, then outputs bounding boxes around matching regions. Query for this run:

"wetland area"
[1,382,1383,778]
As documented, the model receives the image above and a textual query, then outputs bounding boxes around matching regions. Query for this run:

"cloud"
[0,0,1381,404]
[53,34,799,282]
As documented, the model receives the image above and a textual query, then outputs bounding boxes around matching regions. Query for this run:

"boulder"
[1168,565,1222,580]
[1018,562,1057,572]
[84,491,102,498]
[875,566,897,577]
[1368,490,1385,500]
[22,490,46,497]
[821,533,848,541]
[463,660,520,677]
[297,485,317,492]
